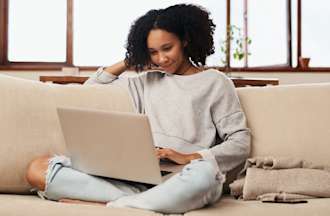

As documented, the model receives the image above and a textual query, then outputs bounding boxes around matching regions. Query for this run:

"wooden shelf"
[39,75,88,84]
[230,77,279,87]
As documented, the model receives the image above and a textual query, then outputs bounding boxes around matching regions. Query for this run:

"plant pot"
[298,57,310,69]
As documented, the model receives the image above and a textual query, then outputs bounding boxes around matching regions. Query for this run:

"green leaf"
[238,53,244,60]
[219,25,252,63]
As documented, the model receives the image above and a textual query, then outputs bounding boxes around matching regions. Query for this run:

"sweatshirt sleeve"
[84,67,119,85]
[205,76,251,174]
[84,67,146,114]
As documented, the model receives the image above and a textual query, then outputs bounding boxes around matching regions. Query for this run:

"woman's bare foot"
[59,198,106,206]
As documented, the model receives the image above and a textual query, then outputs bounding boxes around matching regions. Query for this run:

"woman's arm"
[103,60,127,76]
[209,112,251,173]
[206,76,251,173]
[84,60,127,85]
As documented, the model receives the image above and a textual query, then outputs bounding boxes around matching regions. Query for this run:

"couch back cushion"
[0,75,134,193]
[237,83,330,166]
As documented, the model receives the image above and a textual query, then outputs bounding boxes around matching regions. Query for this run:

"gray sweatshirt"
[85,68,251,173]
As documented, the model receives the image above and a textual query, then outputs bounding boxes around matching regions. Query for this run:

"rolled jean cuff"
[36,155,72,200]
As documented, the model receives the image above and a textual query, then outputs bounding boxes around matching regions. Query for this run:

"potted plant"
[298,57,310,69]
[219,25,252,76]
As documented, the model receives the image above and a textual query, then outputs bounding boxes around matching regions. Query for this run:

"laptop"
[56,106,184,185]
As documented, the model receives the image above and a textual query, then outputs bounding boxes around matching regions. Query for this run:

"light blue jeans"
[38,155,225,214]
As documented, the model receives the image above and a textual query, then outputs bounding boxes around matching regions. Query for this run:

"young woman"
[26,4,250,214]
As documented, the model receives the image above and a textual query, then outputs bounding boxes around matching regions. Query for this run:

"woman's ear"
[183,40,188,47]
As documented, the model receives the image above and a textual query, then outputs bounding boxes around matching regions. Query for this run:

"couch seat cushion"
[185,196,330,216]
[0,194,161,216]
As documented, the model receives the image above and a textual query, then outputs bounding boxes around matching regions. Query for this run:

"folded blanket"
[229,156,330,201]
[243,156,328,170]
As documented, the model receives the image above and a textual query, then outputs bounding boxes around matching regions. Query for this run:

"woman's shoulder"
[201,68,226,77]
[125,70,165,86]
[201,68,233,85]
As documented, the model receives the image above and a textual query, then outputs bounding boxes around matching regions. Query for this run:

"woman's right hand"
[155,147,201,165]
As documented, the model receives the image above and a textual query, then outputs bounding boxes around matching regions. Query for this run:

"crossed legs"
[25,155,224,214]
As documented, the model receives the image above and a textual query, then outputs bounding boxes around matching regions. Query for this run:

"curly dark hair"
[124,4,216,71]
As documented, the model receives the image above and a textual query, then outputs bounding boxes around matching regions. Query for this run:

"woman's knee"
[25,155,51,190]
[185,160,223,190]
[189,160,218,178]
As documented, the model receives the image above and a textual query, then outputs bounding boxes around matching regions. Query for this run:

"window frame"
[0,0,82,70]
[0,0,329,72]
[222,0,330,72]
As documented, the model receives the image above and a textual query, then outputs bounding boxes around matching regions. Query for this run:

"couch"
[0,73,329,216]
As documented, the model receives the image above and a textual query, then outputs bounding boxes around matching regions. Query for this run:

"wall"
[1,70,330,85]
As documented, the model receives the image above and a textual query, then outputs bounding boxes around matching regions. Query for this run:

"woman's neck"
[177,61,201,76]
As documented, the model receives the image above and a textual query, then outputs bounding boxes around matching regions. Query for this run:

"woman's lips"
[160,64,173,71]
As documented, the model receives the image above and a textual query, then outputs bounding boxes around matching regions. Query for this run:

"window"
[301,0,330,67]
[0,0,330,71]
[8,0,67,62]
[247,0,288,67]
[73,0,225,67]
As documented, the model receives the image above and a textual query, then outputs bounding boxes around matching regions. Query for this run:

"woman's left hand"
[155,148,201,165]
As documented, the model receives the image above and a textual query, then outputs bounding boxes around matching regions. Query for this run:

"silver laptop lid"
[57,107,164,185]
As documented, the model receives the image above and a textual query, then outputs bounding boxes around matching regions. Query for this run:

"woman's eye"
[163,47,171,51]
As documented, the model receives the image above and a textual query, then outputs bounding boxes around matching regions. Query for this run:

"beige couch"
[0,74,330,216]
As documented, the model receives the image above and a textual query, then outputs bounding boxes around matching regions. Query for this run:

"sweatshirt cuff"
[94,67,118,83]
[198,149,215,160]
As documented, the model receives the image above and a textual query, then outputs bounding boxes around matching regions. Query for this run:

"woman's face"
[147,29,189,74]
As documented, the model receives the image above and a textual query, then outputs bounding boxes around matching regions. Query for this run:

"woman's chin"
[163,67,178,74]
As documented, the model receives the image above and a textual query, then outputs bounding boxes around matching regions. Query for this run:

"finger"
[155,149,162,155]
[163,149,174,154]
[158,153,168,159]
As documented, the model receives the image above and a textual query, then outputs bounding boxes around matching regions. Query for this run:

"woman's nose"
[158,53,169,65]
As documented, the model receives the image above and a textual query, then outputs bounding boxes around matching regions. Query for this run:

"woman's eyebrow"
[161,43,172,48]
[148,43,172,51]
